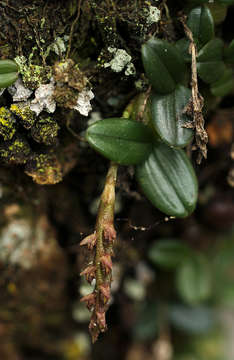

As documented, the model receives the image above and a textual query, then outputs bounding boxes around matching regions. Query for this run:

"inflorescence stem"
[80,162,118,342]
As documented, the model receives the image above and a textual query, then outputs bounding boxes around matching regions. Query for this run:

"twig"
[180,15,208,164]
[66,0,82,60]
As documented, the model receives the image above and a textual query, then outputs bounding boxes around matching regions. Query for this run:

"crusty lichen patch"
[103,47,136,76]
[0,135,31,164]
[0,107,16,141]
[31,116,60,146]
[25,153,63,185]
[10,103,36,129]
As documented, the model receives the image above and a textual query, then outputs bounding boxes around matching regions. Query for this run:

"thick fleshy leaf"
[175,38,192,63]
[176,255,212,304]
[86,118,153,165]
[0,72,18,89]
[148,239,191,269]
[207,3,227,25]
[224,39,234,64]
[197,38,226,84]
[150,85,193,148]
[210,68,234,96]
[187,6,214,47]
[197,38,224,61]
[0,59,18,74]
[0,60,18,89]
[136,142,198,218]
[141,38,186,94]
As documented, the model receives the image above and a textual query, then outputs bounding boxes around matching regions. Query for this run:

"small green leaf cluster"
[177,5,234,96]
[0,60,19,89]
[86,29,202,218]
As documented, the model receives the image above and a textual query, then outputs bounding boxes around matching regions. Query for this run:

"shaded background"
[0,0,234,359]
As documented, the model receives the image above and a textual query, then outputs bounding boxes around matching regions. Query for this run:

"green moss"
[0,107,16,141]
[31,117,60,145]
[10,103,36,129]
[14,56,52,90]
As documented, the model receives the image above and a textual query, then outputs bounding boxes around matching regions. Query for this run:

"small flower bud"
[80,265,96,284]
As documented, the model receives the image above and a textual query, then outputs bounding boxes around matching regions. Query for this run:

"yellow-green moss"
[0,107,16,140]
[10,103,36,129]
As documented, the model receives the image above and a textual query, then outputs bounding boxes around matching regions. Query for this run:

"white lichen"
[8,78,33,102]
[0,218,48,269]
[14,55,27,73]
[73,88,94,116]
[125,62,136,76]
[30,79,56,115]
[104,47,135,75]
[45,36,69,57]
[146,6,161,25]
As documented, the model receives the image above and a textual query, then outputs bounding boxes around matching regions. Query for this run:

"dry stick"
[180,15,208,164]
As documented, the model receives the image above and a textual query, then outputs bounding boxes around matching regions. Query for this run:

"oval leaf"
[197,61,226,84]
[136,142,198,218]
[86,118,153,165]
[224,39,234,64]
[187,6,214,47]
[210,68,234,96]
[197,38,224,62]
[148,239,191,269]
[0,72,18,89]
[175,38,192,63]
[207,3,227,25]
[197,38,226,84]
[0,59,18,74]
[176,255,212,305]
[141,38,186,94]
[150,85,193,148]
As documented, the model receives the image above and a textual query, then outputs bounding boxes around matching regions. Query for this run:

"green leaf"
[0,60,18,89]
[150,85,193,148]
[210,68,234,97]
[175,38,192,63]
[148,239,191,269]
[0,59,18,74]
[136,142,198,218]
[187,6,214,47]
[197,38,226,84]
[86,118,154,165]
[224,39,234,64]
[176,255,212,305]
[207,3,227,25]
[197,38,224,61]
[141,38,186,94]
[0,72,18,89]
